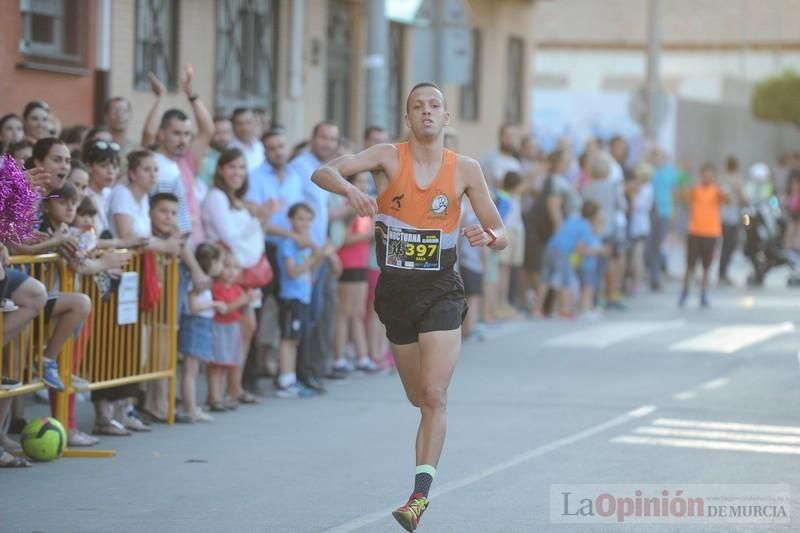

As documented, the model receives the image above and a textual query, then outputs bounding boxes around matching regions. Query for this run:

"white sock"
[278,372,296,388]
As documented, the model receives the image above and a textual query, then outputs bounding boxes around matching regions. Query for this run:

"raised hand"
[148,72,166,98]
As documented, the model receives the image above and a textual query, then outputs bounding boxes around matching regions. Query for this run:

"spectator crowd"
[1,64,798,468]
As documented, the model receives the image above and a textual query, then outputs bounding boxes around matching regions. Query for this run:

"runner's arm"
[311,145,394,216]
[461,157,508,250]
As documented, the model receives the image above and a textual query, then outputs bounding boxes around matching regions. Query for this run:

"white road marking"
[700,377,729,390]
[545,320,685,349]
[320,405,657,533]
[668,322,795,354]
[652,418,800,435]
[633,426,800,445]
[672,390,698,401]
[738,296,800,309]
[612,435,800,455]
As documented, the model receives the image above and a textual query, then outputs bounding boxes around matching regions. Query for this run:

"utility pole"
[365,0,388,128]
[645,0,661,141]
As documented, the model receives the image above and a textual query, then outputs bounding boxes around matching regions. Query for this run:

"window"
[19,0,86,64]
[135,0,179,91]
[460,29,482,121]
[505,36,525,125]
[215,0,279,115]
[326,0,354,136]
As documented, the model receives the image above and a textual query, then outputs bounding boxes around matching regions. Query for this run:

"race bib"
[385,226,441,270]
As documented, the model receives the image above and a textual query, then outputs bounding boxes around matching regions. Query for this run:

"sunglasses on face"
[92,141,121,152]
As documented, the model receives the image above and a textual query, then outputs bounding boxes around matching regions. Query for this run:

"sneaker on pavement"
[68,429,99,447]
[192,407,214,423]
[355,357,381,373]
[0,376,21,390]
[175,411,195,424]
[678,290,689,308]
[392,493,429,532]
[275,383,317,399]
[41,358,65,391]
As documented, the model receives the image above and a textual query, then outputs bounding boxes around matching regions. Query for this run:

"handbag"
[238,254,273,288]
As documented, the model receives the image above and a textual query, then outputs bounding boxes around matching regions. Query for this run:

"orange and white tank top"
[375,142,461,273]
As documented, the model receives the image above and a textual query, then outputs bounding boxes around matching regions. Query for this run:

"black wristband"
[188,94,199,102]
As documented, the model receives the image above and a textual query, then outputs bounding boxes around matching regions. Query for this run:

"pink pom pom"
[0,154,40,245]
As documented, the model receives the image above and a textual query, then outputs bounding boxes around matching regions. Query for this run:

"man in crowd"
[103,97,137,158]
[229,107,264,172]
[197,116,234,186]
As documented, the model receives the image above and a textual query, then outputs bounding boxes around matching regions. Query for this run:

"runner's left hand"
[461,224,490,247]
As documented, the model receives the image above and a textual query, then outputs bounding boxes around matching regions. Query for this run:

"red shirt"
[212,281,243,323]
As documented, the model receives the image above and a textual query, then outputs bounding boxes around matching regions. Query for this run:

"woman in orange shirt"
[680,163,729,308]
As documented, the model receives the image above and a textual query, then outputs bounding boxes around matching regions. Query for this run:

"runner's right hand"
[346,185,377,217]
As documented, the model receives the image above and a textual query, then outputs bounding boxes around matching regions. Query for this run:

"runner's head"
[405,83,449,141]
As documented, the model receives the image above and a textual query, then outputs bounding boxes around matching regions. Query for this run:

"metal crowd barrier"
[1,251,179,458]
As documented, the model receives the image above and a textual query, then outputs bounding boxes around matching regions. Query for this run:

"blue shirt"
[547,215,594,254]
[277,238,313,303]
[245,162,304,243]
[581,232,602,273]
[288,150,329,247]
[653,163,677,218]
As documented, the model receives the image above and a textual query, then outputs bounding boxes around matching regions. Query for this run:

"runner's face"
[405,87,449,139]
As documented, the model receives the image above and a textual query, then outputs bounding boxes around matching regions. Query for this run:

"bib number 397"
[386,227,442,270]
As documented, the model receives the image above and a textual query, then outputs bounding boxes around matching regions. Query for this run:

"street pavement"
[6,256,800,533]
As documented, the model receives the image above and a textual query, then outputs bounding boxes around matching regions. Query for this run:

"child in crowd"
[333,172,378,374]
[495,171,525,317]
[9,140,32,170]
[578,221,605,320]
[208,252,260,410]
[581,151,627,310]
[177,243,225,423]
[67,160,90,198]
[627,162,654,294]
[534,200,605,319]
[277,203,332,398]
[679,163,729,308]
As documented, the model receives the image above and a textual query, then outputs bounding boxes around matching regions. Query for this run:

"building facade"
[2,0,537,159]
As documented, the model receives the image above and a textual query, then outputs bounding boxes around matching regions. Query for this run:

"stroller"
[742,195,800,287]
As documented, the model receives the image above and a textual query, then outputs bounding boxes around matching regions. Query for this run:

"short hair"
[195,242,222,276]
[312,121,338,138]
[103,97,131,114]
[406,82,447,113]
[502,171,522,191]
[59,124,89,145]
[76,196,98,216]
[288,202,314,219]
[231,107,252,120]
[261,129,284,144]
[725,155,739,173]
[150,192,179,209]
[23,100,49,120]
[32,137,67,164]
[213,115,231,123]
[364,125,386,141]
[127,149,155,174]
[581,199,600,220]
[589,152,612,180]
[70,160,89,174]
[498,123,515,138]
[47,182,79,204]
[159,109,189,130]
[83,140,121,166]
[9,139,33,155]
[700,162,716,174]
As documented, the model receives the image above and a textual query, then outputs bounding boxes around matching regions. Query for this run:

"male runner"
[312,82,507,531]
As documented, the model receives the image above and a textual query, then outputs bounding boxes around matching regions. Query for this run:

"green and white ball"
[20,416,66,461]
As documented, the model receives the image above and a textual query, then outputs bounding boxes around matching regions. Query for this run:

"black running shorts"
[374,269,467,345]
[687,234,717,269]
